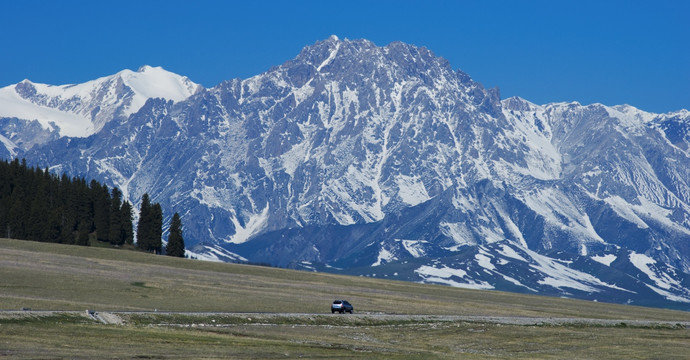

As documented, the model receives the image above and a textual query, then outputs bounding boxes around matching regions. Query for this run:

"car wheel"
[331,310,335,313]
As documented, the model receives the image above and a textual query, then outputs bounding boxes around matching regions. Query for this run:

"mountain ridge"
[0,65,200,140]
[3,37,690,309]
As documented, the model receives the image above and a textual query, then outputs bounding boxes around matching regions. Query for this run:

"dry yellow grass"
[1,238,689,359]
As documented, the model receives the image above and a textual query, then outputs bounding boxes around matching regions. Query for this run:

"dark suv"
[331,300,354,314]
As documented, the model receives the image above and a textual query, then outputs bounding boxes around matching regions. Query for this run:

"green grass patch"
[4,313,687,359]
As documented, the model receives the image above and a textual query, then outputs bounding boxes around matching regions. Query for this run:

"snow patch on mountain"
[498,244,527,262]
[635,197,690,236]
[475,252,496,271]
[521,187,606,245]
[440,222,475,249]
[601,195,650,229]
[416,265,494,289]
[396,175,430,206]
[228,205,271,244]
[373,246,396,266]
[0,134,19,157]
[629,252,680,290]
[591,254,617,266]
[0,85,92,137]
[502,274,538,292]
[400,239,428,258]
[191,185,231,209]
[187,245,248,263]
[316,37,341,72]
[530,250,623,292]
[501,99,562,180]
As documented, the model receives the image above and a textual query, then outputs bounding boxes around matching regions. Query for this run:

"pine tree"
[108,187,123,245]
[91,180,110,243]
[151,203,163,254]
[28,193,49,241]
[0,161,11,236]
[46,209,62,243]
[28,168,50,241]
[136,193,163,253]
[136,193,152,251]
[8,186,28,239]
[76,220,91,246]
[121,201,134,245]
[165,212,185,257]
[72,178,92,233]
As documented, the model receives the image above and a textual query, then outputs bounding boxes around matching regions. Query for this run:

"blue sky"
[1,0,688,113]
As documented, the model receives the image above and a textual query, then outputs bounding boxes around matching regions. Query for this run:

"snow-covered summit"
[0,66,200,139]
[116,65,201,114]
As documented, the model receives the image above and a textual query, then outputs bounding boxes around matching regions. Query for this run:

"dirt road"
[3,310,688,328]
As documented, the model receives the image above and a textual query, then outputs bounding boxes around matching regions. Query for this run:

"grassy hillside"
[1,238,689,359]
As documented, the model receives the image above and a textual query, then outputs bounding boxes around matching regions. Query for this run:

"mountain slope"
[0,66,200,152]
[12,36,690,309]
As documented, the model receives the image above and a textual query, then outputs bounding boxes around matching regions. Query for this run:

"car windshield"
[333,300,342,304]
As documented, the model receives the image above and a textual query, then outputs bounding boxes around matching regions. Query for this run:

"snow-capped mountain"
[8,36,690,309]
[0,65,200,154]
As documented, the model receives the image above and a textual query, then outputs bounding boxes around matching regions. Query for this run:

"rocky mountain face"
[4,36,690,309]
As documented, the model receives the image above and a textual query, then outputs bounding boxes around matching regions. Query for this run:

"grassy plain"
[1,238,689,359]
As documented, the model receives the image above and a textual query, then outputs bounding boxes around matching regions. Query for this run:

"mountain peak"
[502,96,538,111]
[137,65,158,73]
[301,36,376,56]
[0,66,201,139]
[281,36,458,88]
[114,66,200,117]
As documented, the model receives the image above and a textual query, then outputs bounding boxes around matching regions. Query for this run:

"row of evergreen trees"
[0,158,184,256]
[136,193,185,256]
